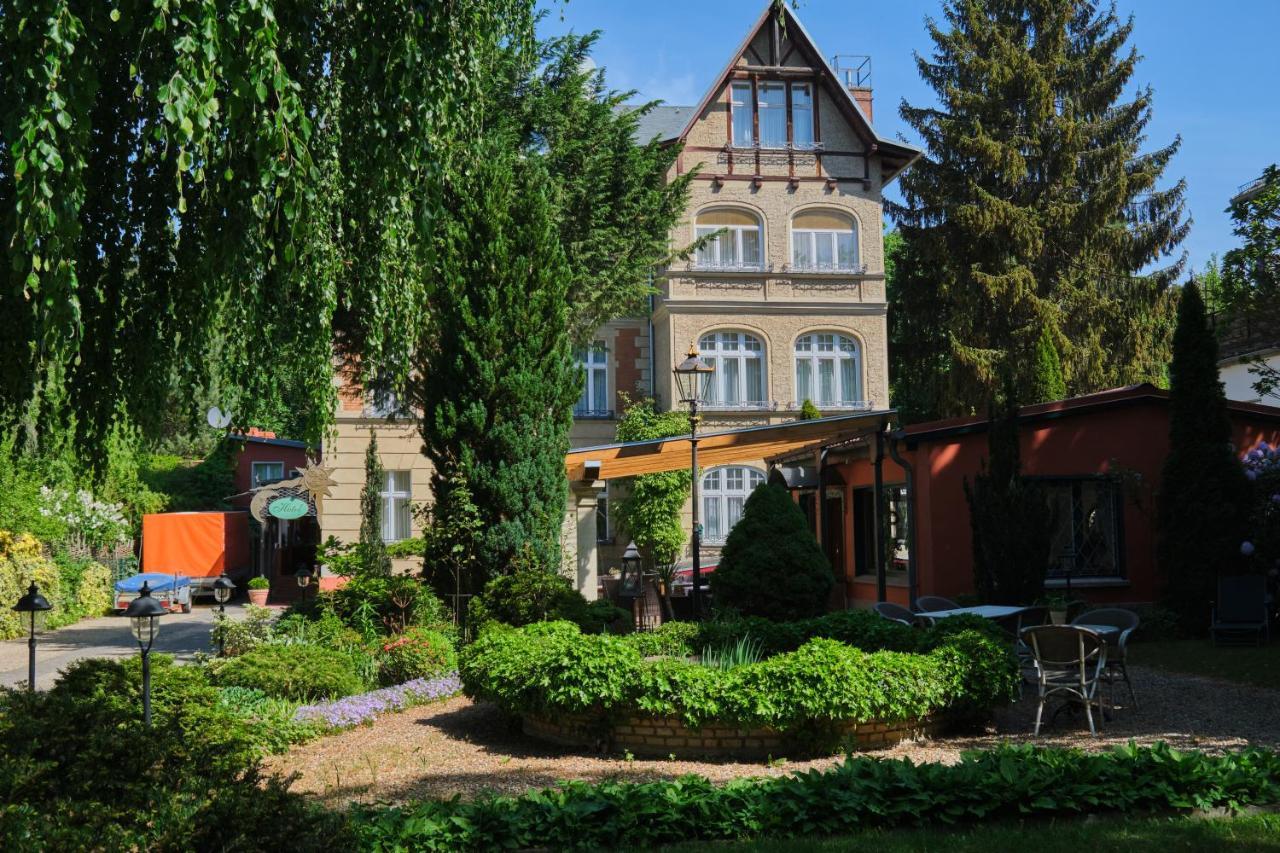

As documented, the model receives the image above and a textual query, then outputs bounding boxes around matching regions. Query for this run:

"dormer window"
[694,208,763,270]
[729,80,817,149]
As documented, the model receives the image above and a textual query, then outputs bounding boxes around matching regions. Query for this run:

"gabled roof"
[667,2,921,183]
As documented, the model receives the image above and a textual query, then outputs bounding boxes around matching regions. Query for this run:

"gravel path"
[267,664,1280,807]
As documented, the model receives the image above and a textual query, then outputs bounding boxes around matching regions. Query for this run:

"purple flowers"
[294,672,462,730]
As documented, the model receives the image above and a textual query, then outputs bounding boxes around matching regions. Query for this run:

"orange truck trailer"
[140,511,252,599]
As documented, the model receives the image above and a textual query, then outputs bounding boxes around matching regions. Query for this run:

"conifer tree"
[358,432,392,578]
[1029,328,1067,403]
[1157,283,1252,629]
[890,0,1187,421]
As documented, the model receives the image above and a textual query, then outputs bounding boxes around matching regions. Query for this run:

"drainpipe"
[886,429,918,610]
[647,279,656,406]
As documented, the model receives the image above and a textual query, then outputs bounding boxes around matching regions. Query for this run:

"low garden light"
[12,582,52,692]
[295,564,315,603]
[619,541,644,598]
[672,343,714,620]
[212,573,235,657]
[124,581,166,727]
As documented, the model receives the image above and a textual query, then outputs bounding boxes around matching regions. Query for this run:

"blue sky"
[538,0,1279,275]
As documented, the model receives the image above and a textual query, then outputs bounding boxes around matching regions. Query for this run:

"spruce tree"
[409,142,579,587]
[358,433,392,578]
[1029,328,1067,403]
[890,0,1187,421]
[1157,282,1252,630]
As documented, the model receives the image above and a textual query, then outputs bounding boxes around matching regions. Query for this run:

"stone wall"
[522,710,948,759]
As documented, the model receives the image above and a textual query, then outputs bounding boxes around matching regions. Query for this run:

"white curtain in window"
[759,83,786,147]
[794,333,862,406]
[699,331,767,406]
[381,471,412,542]
[791,83,813,147]
[702,466,765,542]
[731,82,753,146]
[574,342,608,415]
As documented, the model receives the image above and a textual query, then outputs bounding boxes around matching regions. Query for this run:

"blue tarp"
[114,572,192,594]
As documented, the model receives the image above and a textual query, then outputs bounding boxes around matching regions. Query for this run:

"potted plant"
[1040,591,1074,625]
[246,576,270,606]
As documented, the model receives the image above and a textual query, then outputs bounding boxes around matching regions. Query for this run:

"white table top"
[926,605,1030,619]
[1072,623,1122,636]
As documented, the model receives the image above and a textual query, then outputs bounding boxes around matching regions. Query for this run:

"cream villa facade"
[323,3,920,590]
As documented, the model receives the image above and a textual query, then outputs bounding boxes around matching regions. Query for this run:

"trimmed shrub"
[211,644,368,701]
[326,573,452,638]
[710,483,832,621]
[624,620,701,657]
[377,627,457,685]
[460,620,1017,733]
[350,744,1280,851]
[469,567,626,633]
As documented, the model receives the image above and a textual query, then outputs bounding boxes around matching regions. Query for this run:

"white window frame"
[794,333,864,409]
[574,341,610,417]
[251,461,285,488]
[758,82,787,148]
[790,83,815,149]
[380,470,412,543]
[596,482,611,543]
[791,226,859,272]
[694,212,763,271]
[702,466,766,543]
[698,331,769,409]
[730,82,754,147]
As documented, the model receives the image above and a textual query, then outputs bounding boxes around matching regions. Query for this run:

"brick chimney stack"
[833,55,874,124]
[850,86,873,123]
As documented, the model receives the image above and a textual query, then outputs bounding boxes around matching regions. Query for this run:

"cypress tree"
[358,432,392,578]
[1029,328,1068,403]
[890,0,1187,421]
[410,142,579,586]
[1157,282,1252,630]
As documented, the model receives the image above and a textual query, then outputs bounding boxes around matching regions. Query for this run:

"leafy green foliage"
[1030,327,1067,403]
[711,483,832,621]
[1222,164,1280,315]
[140,441,236,512]
[215,686,321,755]
[964,391,1055,604]
[798,399,823,420]
[210,643,368,702]
[1158,283,1252,629]
[325,573,453,639]
[614,399,692,567]
[351,744,1280,850]
[376,627,457,686]
[358,432,392,578]
[698,635,764,670]
[623,620,700,657]
[460,619,1017,733]
[0,536,113,639]
[889,0,1184,420]
[469,563,626,634]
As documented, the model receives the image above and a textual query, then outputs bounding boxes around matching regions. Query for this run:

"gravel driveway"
[268,664,1280,807]
[0,603,248,690]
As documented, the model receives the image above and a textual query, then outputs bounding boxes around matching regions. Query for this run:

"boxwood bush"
[211,643,369,701]
[461,618,1018,735]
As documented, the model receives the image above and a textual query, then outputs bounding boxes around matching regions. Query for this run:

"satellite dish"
[206,406,233,429]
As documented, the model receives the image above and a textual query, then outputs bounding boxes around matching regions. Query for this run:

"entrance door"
[851,487,875,579]
[822,487,846,579]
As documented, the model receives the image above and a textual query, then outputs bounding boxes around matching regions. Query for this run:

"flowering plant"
[293,672,462,730]
[37,486,130,552]
[376,626,456,685]
[1240,442,1280,568]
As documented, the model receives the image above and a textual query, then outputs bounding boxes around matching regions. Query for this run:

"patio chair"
[1071,608,1139,709]
[1211,575,1270,646]
[874,601,931,628]
[1021,625,1108,736]
[1013,605,1050,681]
[914,595,960,613]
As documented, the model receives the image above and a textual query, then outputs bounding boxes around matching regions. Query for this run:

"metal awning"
[564,409,895,482]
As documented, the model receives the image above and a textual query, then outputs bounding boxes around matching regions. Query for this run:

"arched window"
[699,331,767,407]
[694,208,763,270]
[791,210,859,272]
[702,466,766,542]
[794,333,862,407]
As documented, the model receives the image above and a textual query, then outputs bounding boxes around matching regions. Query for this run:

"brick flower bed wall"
[523,710,950,759]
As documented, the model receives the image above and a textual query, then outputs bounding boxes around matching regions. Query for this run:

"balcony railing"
[698,400,779,412]
[572,408,615,420]
[786,400,875,412]
[688,259,768,273]
[786,262,865,275]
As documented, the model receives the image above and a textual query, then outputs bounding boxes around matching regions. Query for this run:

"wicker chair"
[1021,625,1108,736]
[1071,608,1139,709]
[914,595,960,613]
[874,601,930,628]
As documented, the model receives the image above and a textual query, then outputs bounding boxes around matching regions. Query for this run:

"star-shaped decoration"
[299,463,338,522]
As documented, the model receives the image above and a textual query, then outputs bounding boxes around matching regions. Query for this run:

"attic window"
[730,80,816,150]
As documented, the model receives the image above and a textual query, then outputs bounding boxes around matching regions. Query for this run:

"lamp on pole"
[672,343,715,620]
[295,564,314,604]
[12,582,52,692]
[124,582,166,727]
[212,573,235,657]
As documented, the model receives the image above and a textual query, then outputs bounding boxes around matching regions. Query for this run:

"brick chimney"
[850,86,873,123]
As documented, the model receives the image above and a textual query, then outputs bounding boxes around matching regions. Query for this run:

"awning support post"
[872,424,886,603]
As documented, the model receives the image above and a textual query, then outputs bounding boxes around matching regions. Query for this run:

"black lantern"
[619,541,644,598]
[124,581,166,727]
[295,564,314,589]
[672,343,714,619]
[12,582,52,692]
[212,573,235,657]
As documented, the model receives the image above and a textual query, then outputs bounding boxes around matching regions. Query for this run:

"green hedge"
[351,744,1280,851]
[211,643,370,701]
[460,619,1018,733]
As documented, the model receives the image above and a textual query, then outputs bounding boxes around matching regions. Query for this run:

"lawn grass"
[650,813,1280,852]
[1132,638,1280,691]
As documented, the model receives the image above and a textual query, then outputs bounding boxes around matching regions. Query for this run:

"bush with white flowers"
[37,487,130,554]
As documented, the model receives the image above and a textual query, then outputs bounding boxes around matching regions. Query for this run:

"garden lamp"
[295,564,315,604]
[124,582,166,727]
[212,573,235,657]
[12,582,52,693]
[672,343,714,619]
[619,541,644,598]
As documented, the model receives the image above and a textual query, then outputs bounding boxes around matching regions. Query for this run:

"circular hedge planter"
[461,615,1019,761]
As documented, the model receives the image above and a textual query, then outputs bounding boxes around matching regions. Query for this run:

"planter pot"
[247,588,269,606]
[1049,609,1068,625]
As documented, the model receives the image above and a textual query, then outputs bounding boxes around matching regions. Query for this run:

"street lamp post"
[12,582,52,692]
[672,343,715,620]
[124,582,166,727]
[212,573,235,657]
[295,564,314,604]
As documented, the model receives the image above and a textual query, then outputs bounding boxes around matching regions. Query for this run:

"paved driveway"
[0,603,249,690]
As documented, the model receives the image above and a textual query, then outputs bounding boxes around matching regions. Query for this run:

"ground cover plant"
[460,617,1018,737]
[350,743,1280,851]
[294,672,463,730]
